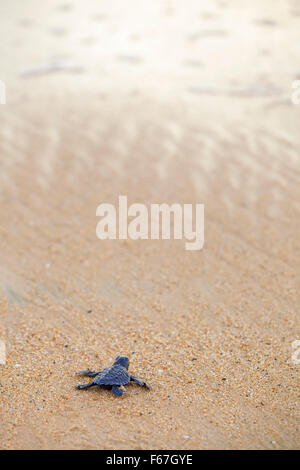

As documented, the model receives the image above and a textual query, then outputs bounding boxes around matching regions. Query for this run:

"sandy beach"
[0,0,299,449]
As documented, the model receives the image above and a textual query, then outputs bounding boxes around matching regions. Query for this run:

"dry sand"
[0,0,299,449]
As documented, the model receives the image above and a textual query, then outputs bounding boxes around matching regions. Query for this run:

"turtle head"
[114,355,129,369]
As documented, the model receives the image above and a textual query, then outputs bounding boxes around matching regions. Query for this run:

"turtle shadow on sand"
[75,355,151,397]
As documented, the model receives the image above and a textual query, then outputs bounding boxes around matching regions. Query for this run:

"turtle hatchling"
[75,355,151,396]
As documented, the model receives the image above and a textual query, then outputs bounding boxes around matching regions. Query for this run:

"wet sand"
[0,0,299,449]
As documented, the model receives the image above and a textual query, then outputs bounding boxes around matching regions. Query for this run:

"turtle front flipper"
[112,385,126,396]
[76,370,100,376]
[130,375,151,389]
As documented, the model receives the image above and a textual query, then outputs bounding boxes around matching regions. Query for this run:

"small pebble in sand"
[50,27,68,36]
[117,54,143,64]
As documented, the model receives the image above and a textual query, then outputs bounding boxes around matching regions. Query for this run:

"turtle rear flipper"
[76,381,96,390]
[112,385,126,396]
[76,370,100,376]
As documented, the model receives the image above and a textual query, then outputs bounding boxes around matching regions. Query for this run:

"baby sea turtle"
[75,355,151,396]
